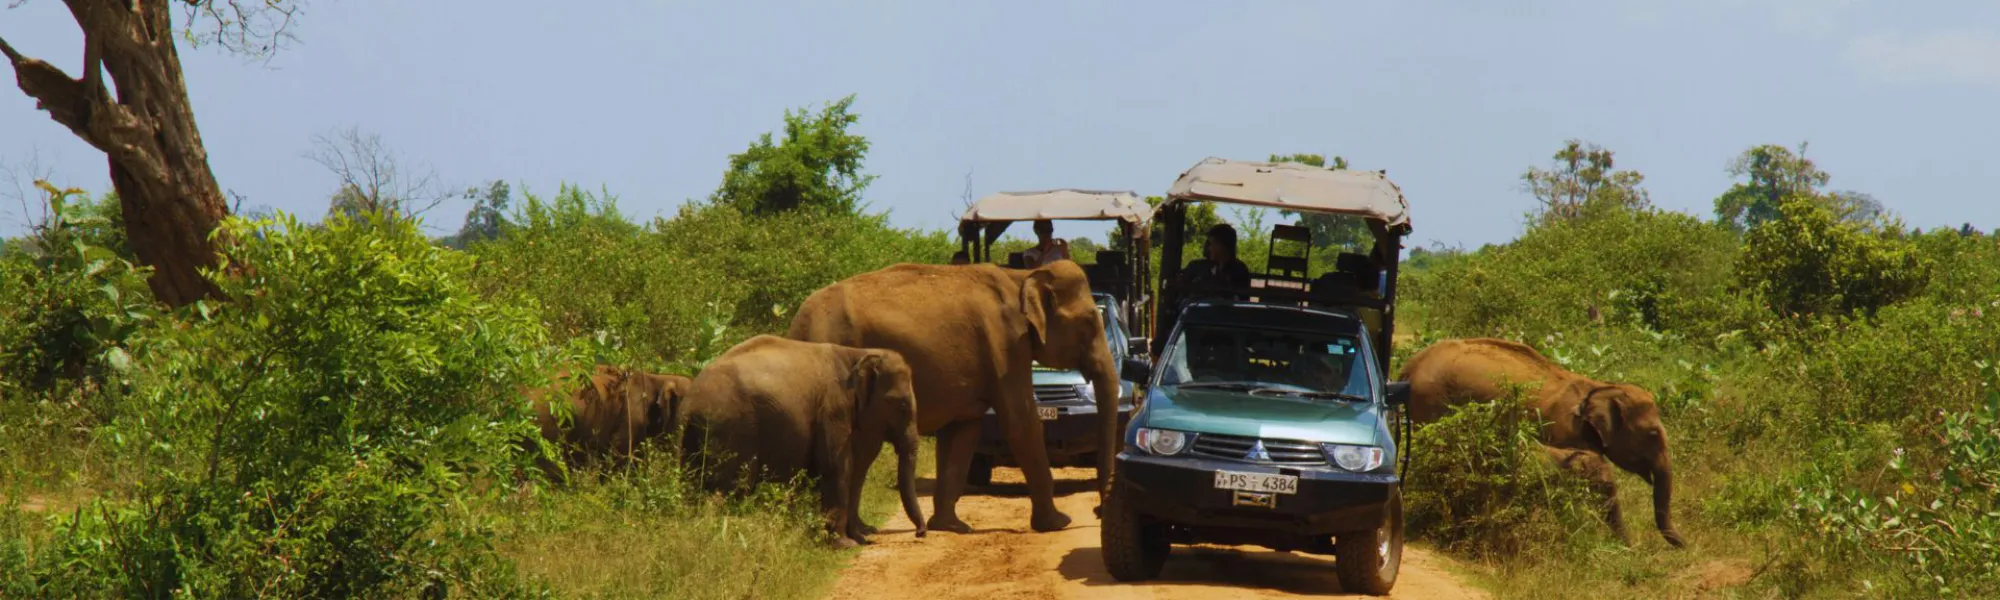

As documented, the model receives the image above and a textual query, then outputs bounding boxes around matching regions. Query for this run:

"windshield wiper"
[1249,388,1371,403]
[1173,381,1261,391]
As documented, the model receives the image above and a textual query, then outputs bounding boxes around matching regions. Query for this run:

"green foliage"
[1,210,552,598]
[1713,142,1831,231]
[1520,139,1651,224]
[711,95,876,216]
[1789,361,2000,597]
[0,184,156,397]
[1405,395,1602,559]
[1736,195,1930,321]
[1407,205,1750,343]
[441,179,513,249]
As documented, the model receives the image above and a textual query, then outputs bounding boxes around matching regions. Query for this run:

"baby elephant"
[529,364,691,478]
[678,335,925,548]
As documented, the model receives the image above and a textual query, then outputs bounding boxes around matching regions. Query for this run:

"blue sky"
[5,0,1999,248]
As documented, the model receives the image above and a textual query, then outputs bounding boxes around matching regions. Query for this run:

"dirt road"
[828,467,1486,600]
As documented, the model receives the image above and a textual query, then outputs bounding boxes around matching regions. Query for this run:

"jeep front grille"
[1033,385,1081,403]
[1190,433,1326,465]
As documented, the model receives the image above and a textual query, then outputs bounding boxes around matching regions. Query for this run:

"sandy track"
[828,467,1486,600]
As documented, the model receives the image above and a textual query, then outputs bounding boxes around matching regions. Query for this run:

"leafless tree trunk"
[307,125,452,222]
[0,1,279,308]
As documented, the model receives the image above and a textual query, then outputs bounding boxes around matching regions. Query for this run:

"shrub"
[1404,393,1602,559]
[1,211,553,598]
[1789,361,2000,597]
[1408,206,1750,342]
[0,184,155,399]
[1736,195,1930,321]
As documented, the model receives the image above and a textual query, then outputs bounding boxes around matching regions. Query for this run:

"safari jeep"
[1101,157,1415,595]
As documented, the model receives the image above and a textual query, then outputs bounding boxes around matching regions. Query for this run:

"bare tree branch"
[306,125,453,223]
[2,148,59,230]
[176,0,302,61]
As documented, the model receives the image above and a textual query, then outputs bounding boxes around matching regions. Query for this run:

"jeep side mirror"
[1126,337,1149,357]
[1385,381,1412,407]
[1121,357,1152,383]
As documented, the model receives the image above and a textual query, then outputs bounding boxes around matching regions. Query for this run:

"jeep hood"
[1142,386,1382,445]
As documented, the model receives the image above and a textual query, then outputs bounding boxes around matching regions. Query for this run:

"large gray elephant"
[787,260,1119,535]
[1398,337,1686,548]
[676,335,925,548]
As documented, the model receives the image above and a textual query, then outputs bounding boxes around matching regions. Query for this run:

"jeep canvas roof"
[960,189,1154,225]
[1163,157,1411,232]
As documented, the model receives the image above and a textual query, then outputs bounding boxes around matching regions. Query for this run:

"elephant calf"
[677,335,926,548]
[527,365,691,478]
[1400,337,1686,548]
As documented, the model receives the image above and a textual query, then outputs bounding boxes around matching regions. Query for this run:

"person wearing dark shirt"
[1177,223,1252,298]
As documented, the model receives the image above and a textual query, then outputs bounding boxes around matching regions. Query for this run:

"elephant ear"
[847,352,887,420]
[1575,384,1622,447]
[1018,269,1056,348]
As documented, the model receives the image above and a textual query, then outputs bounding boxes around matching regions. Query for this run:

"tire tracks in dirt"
[828,467,1486,600]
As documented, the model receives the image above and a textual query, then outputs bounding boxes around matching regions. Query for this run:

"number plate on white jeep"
[1036,406,1059,420]
[1213,470,1298,494]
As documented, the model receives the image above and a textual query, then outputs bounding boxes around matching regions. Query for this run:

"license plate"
[1213,470,1298,495]
[1037,406,1059,420]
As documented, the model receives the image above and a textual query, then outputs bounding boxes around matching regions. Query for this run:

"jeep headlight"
[1321,444,1384,472]
[1076,381,1094,401]
[1136,428,1190,456]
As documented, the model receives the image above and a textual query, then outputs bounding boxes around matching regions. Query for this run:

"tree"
[1519,139,1650,224]
[1,1,299,308]
[444,180,511,249]
[710,94,876,216]
[307,126,452,222]
[1713,142,1830,231]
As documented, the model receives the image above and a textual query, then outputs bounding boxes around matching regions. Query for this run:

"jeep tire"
[1334,486,1404,595]
[1100,490,1168,581]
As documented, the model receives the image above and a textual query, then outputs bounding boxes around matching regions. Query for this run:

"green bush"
[1788,361,2000,597]
[1,210,553,598]
[0,184,155,399]
[1736,195,1930,322]
[1404,394,1602,559]
[1407,206,1751,343]
[469,188,952,371]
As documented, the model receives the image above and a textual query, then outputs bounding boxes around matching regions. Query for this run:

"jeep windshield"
[1158,323,1376,402]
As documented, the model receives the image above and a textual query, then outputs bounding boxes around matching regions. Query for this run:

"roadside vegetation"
[1395,141,2000,598]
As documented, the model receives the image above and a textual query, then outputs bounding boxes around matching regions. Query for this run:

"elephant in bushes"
[528,365,691,477]
[675,335,925,548]
[1399,337,1687,548]
[788,260,1119,535]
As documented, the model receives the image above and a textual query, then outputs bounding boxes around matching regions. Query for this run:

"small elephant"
[1400,337,1685,548]
[527,365,690,479]
[677,335,925,548]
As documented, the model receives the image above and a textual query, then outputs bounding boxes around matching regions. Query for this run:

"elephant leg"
[993,392,1071,533]
[817,435,859,549]
[1548,446,1628,545]
[926,419,980,534]
[844,437,885,542]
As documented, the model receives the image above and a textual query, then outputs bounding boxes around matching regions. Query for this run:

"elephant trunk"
[1652,464,1685,548]
[893,421,926,538]
[1086,350,1121,500]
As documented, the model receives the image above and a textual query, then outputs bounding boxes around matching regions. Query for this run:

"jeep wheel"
[1335,486,1404,595]
[966,455,994,487]
[1099,490,1167,581]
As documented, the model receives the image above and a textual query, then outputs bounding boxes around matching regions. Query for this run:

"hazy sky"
[5,0,1998,248]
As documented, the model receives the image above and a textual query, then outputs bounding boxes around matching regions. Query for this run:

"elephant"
[675,335,925,548]
[1398,337,1686,548]
[787,260,1120,535]
[527,364,691,478]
